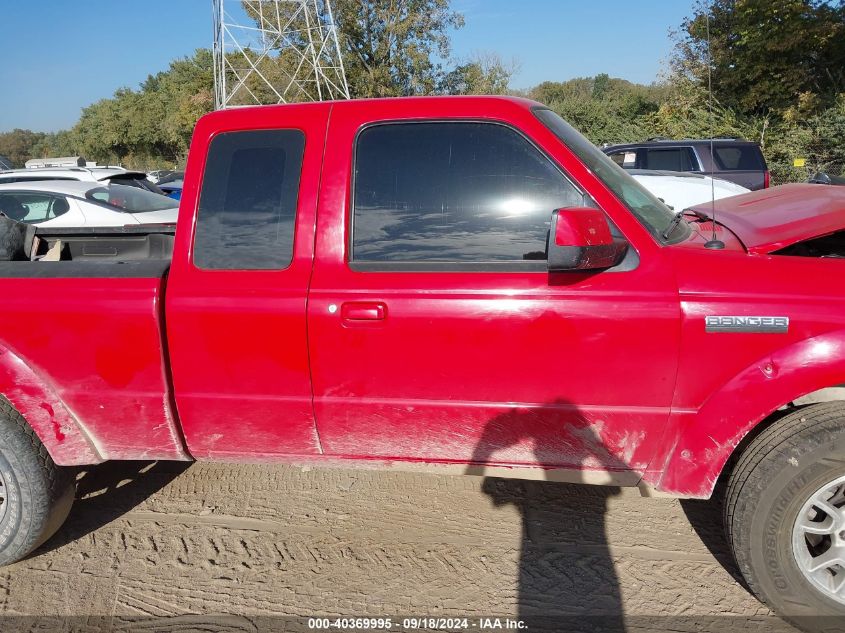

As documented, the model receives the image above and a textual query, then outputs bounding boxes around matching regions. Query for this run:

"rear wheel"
[0,398,75,565]
[725,402,845,630]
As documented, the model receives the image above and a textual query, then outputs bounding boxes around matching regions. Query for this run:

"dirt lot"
[0,461,800,632]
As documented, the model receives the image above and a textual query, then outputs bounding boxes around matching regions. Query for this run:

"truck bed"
[34,225,175,261]
[0,224,174,278]
[0,220,185,463]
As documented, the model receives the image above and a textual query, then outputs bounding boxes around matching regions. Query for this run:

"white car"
[0,166,164,194]
[0,180,178,227]
[630,169,750,211]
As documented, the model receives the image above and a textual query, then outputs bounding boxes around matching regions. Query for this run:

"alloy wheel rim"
[792,473,845,605]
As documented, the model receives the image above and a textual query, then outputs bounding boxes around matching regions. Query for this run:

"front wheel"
[725,402,845,630]
[0,398,75,565]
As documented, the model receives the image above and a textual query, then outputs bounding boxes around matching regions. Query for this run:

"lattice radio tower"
[212,0,350,109]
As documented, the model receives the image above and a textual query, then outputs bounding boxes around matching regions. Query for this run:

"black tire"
[0,397,75,565]
[725,401,845,631]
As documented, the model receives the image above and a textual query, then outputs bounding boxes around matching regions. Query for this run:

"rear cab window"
[193,129,305,270]
[351,121,588,270]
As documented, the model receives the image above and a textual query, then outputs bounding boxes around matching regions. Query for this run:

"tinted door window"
[712,145,764,171]
[352,122,585,265]
[608,150,637,168]
[194,129,305,270]
[0,192,70,223]
[643,148,698,171]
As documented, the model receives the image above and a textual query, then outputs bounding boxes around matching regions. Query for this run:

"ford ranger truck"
[0,96,843,628]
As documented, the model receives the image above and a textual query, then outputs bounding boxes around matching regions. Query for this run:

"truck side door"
[308,99,681,479]
[166,104,329,458]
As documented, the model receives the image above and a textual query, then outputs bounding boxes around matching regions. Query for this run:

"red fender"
[651,331,845,497]
[0,345,101,465]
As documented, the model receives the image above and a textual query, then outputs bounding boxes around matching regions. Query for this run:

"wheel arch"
[0,344,102,466]
[652,331,845,498]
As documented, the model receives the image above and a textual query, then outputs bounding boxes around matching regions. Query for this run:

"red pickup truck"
[0,96,844,624]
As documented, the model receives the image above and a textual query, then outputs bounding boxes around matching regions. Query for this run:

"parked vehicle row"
[0,97,842,630]
[603,137,770,190]
[3,150,763,232]
[0,166,166,194]
[0,164,178,227]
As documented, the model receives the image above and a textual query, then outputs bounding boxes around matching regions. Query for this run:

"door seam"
[303,104,334,455]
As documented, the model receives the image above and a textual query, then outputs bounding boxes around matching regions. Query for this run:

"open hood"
[689,183,845,254]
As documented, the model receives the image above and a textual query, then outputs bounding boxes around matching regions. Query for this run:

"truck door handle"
[341,302,387,321]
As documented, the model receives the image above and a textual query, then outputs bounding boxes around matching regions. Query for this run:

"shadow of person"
[34,460,191,557]
[467,399,631,633]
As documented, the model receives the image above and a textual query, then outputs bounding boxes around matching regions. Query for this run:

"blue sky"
[0,0,695,132]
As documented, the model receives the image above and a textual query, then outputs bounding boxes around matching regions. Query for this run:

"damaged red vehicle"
[0,97,844,626]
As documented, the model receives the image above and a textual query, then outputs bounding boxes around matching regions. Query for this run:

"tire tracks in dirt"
[0,461,795,629]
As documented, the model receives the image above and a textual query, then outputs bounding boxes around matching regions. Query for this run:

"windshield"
[86,183,176,213]
[533,108,686,242]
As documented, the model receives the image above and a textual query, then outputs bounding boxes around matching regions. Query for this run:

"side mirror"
[548,207,629,272]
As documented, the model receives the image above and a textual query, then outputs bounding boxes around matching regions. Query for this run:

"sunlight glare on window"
[497,196,535,217]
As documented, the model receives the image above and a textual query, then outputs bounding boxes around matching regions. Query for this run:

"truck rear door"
[166,104,329,458]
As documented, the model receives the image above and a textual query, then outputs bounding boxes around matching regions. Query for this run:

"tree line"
[1,0,843,184]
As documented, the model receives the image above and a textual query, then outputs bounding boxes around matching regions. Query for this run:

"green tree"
[140,49,215,161]
[674,0,845,115]
[244,0,465,98]
[0,129,48,167]
[439,53,517,95]
[644,78,764,141]
[31,130,77,160]
[810,95,845,173]
[592,72,612,99]
[329,0,464,96]
[64,49,214,168]
[530,76,663,145]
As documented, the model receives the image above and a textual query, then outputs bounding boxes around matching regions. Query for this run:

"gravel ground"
[0,461,801,632]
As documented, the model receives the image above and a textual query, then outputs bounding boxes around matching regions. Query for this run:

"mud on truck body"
[0,97,844,629]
